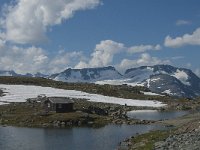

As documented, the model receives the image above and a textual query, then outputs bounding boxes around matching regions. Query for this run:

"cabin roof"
[48,97,74,104]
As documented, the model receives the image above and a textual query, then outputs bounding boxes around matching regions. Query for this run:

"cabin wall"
[55,103,74,113]
[43,99,74,113]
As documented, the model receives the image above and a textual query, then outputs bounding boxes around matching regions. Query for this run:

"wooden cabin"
[44,97,74,113]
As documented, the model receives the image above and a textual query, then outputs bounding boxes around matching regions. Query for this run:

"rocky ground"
[155,114,200,150]
[155,128,200,150]
[0,99,156,128]
[118,112,200,150]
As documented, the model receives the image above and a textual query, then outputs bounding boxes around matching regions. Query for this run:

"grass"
[0,102,113,128]
[129,130,170,150]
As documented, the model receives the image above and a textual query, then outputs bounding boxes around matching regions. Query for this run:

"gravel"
[155,125,200,150]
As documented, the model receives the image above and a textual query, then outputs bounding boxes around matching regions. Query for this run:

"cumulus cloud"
[89,40,125,67]
[0,41,49,73]
[49,50,85,73]
[75,40,161,68]
[117,53,171,73]
[0,39,85,74]
[176,20,191,26]
[0,38,163,74]
[1,0,101,44]
[164,28,200,48]
[75,40,125,68]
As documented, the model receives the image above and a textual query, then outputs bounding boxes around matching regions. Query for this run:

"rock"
[61,122,65,127]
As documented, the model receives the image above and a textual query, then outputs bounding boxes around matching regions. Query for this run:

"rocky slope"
[155,116,200,150]
[124,65,200,98]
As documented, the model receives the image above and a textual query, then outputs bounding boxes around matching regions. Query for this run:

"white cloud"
[89,40,125,67]
[0,39,85,74]
[0,38,163,74]
[164,27,200,48]
[1,0,101,44]
[117,53,171,73]
[75,40,161,68]
[49,51,85,73]
[0,42,49,74]
[75,61,89,69]
[127,44,161,54]
[176,20,191,26]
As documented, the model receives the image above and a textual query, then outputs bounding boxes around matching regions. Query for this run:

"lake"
[127,110,188,120]
[0,124,163,150]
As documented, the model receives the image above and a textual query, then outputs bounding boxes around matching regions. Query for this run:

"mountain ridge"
[49,66,122,82]
[0,65,200,98]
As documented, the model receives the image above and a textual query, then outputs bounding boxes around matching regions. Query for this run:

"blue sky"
[0,0,199,76]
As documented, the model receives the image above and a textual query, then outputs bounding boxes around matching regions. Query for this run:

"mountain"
[49,66,123,83]
[124,65,200,98]
[28,72,48,78]
[0,70,20,76]
[0,70,47,78]
[1,65,200,98]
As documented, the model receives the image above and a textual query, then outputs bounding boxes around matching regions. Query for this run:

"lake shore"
[1,100,200,150]
[118,111,200,149]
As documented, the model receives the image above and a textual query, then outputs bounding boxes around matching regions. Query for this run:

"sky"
[0,0,200,76]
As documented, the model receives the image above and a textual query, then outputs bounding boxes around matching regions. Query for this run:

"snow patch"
[147,67,154,71]
[151,78,160,82]
[142,91,163,96]
[146,79,151,88]
[0,84,166,107]
[95,79,145,87]
[0,102,9,105]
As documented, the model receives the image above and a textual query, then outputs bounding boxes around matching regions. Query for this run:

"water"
[0,124,163,150]
[127,110,188,121]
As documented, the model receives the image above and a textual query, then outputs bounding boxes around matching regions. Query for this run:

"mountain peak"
[50,66,122,83]
[123,65,200,98]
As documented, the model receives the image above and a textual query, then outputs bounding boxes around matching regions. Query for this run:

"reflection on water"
[0,124,163,150]
[127,110,188,120]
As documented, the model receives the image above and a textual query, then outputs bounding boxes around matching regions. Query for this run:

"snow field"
[0,84,166,107]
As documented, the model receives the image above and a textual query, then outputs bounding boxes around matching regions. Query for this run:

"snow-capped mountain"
[123,65,200,98]
[49,65,200,97]
[49,66,123,82]
[1,65,200,98]
[0,70,47,78]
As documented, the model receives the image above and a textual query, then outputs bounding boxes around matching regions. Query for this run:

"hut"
[44,97,74,113]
